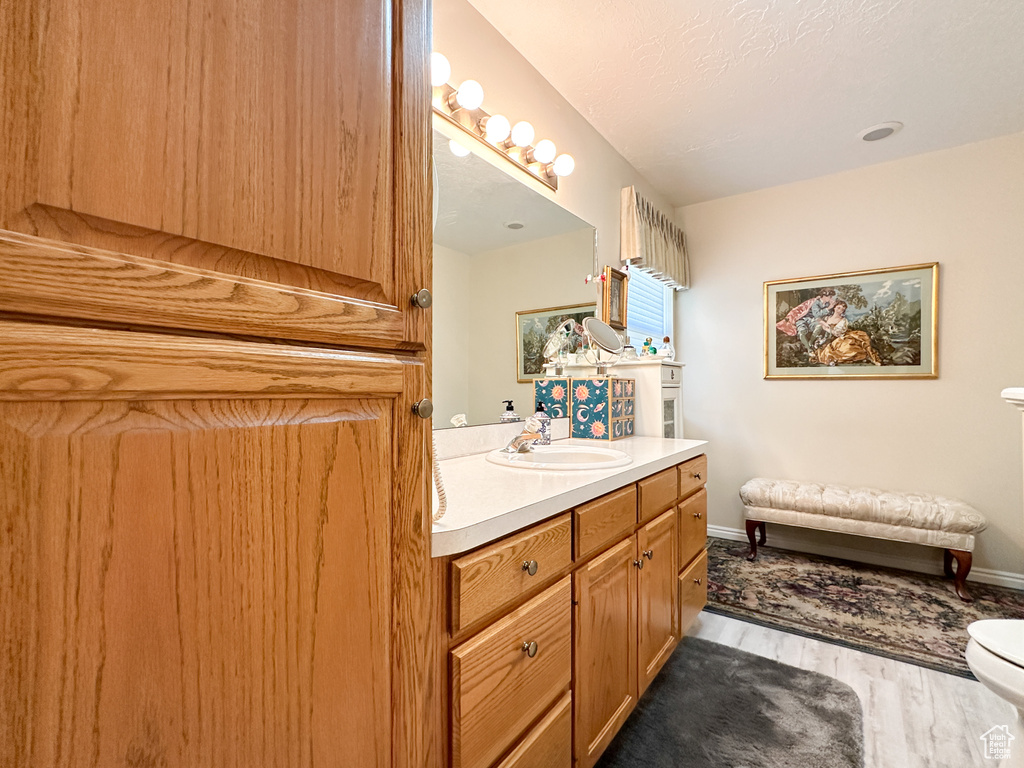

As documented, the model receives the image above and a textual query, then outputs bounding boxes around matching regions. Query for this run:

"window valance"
[620,185,690,290]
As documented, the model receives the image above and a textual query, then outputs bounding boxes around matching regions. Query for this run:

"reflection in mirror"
[433,127,597,429]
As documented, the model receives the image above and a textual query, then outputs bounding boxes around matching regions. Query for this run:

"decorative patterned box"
[569,377,635,440]
[534,378,570,418]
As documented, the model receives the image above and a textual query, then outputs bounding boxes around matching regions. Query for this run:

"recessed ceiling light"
[504,221,525,230]
[858,122,903,142]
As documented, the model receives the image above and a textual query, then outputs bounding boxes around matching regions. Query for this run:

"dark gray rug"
[595,637,864,768]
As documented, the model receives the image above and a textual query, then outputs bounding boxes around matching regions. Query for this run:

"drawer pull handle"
[694,577,702,585]
[521,641,539,658]
[522,560,539,576]
[693,472,702,481]
[643,549,654,560]
[693,511,702,519]
[633,559,644,570]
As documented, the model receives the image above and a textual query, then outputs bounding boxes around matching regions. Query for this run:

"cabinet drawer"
[575,484,637,560]
[495,693,572,768]
[452,578,572,768]
[678,488,707,569]
[638,466,679,524]
[451,514,572,633]
[678,549,707,636]
[678,454,707,501]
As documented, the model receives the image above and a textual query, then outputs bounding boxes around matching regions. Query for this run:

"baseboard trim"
[707,524,1024,591]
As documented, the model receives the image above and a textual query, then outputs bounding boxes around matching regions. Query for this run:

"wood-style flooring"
[689,611,1014,768]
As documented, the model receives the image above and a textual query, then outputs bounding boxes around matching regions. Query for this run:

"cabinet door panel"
[679,550,708,636]
[1,0,429,348]
[573,537,637,768]
[637,509,679,694]
[0,324,426,768]
[678,488,708,570]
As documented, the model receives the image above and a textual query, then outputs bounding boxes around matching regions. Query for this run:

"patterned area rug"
[705,537,1024,678]
[596,637,863,768]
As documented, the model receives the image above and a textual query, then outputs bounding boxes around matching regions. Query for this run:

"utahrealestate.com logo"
[980,725,1014,760]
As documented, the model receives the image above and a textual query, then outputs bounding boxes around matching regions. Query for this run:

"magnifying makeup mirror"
[582,317,624,375]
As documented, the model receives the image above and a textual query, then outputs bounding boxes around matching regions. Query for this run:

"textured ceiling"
[465,0,1024,206]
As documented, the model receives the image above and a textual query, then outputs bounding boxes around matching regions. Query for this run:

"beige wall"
[433,0,672,275]
[467,229,596,425]
[676,132,1024,579]
[433,243,473,426]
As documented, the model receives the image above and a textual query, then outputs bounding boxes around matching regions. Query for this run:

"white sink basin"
[486,444,632,471]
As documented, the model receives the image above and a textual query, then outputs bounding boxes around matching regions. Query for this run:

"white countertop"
[431,436,709,557]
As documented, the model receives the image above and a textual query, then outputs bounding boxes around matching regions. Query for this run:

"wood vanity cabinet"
[446,454,707,768]
[0,2,439,768]
[574,510,678,768]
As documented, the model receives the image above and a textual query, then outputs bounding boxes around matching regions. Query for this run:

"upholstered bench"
[739,478,988,602]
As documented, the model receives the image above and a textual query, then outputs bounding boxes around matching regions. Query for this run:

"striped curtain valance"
[620,185,690,290]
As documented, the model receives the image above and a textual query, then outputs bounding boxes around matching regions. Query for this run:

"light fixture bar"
[431,78,571,192]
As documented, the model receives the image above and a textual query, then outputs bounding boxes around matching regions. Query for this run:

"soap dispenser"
[532,401,551,445]
[500,400,520,423]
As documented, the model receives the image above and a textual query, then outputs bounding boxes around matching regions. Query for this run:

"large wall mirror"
[433,122,597,429]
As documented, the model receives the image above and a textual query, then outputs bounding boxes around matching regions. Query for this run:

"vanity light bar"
[431,53,574,191]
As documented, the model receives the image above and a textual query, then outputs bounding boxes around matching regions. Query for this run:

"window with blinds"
[625,268,673,348]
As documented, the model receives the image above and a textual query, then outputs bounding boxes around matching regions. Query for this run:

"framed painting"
[764,263,938,379]
[603,266,628,330]
[516,303,596,382]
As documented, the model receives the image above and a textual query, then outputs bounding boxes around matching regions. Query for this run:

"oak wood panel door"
[573,537,637,768]
[0,0,429,349]
[0,321,437,767]
[637,509,679,694]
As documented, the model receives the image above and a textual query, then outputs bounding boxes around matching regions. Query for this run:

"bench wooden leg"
[757,521,767,545]
[745,519,762,561]
[946,549,974,602]
[943,548,955,579]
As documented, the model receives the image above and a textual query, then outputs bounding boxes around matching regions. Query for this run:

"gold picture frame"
[515,303,597,383]
[764,263,938,379]
[603,266,628,330]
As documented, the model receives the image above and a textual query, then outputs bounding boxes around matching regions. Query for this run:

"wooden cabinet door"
[637,509,679,694]
[0,0,429,349]
[0,321,438,768]
[573,537,637,768]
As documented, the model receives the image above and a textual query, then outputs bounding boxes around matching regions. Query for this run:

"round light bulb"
[455,79,484,110]
[448,139,471,157]
[511,121,535,147]
[430,52,451,87]
[484,114,511,143]
[553,153,575,177]
[533,139,557,164]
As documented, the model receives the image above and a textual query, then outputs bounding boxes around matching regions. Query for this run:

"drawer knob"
[411,399,433,419]
[643,549,654,560]
[694,577,702,585]
[521,641,539,658]
[693,471,702,481]
[633,559,644,570]
[521,560,539,576]
[693,511,702,519]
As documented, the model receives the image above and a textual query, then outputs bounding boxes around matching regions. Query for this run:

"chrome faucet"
[502,417,543,454]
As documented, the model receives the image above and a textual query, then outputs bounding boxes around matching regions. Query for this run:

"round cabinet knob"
[693,511,702,519]
[643,549,654,560]
[521,641,539,658]
[411,288,433,308]
[411,399,433,419]
[693,577,702,585]
[521,560,539,576]
[693,472,702,481]
[633,559,644,570]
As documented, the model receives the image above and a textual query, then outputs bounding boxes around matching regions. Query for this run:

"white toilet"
[967,619,1024,766]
